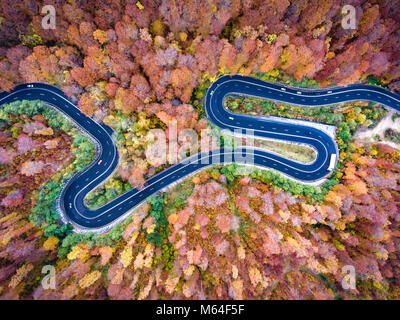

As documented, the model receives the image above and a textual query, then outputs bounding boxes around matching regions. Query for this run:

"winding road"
[1,75,399,232]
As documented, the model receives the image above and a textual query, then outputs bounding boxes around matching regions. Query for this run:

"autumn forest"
[0,0,400,300]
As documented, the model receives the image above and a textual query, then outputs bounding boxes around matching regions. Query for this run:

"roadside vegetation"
[254,138,317,163]
[253,69,320,88]
[225,95,387,169]
[225,95,386,128]
[190,69,322,118]
[384,128,400,145]
[84,175,133,209]
[0,100,97,248]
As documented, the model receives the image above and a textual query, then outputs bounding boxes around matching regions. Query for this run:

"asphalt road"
[1,75,399,231]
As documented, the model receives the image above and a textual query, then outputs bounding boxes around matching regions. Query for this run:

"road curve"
[1,76,399,232]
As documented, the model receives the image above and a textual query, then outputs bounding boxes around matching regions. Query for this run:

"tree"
[78,94,96,117]
[1,190,24,207]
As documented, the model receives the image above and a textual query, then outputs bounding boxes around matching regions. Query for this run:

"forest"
[0,0,399,300]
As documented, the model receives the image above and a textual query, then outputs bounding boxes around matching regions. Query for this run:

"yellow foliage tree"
[120,245,133,268]
[134,252,145,270]
[67,245,82,261]
[9,263,33,289]
[93,29,107,45]
[78,270,102,289]
[67,244,89,261]
[347,180,368,196]
[43,237,59,251]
